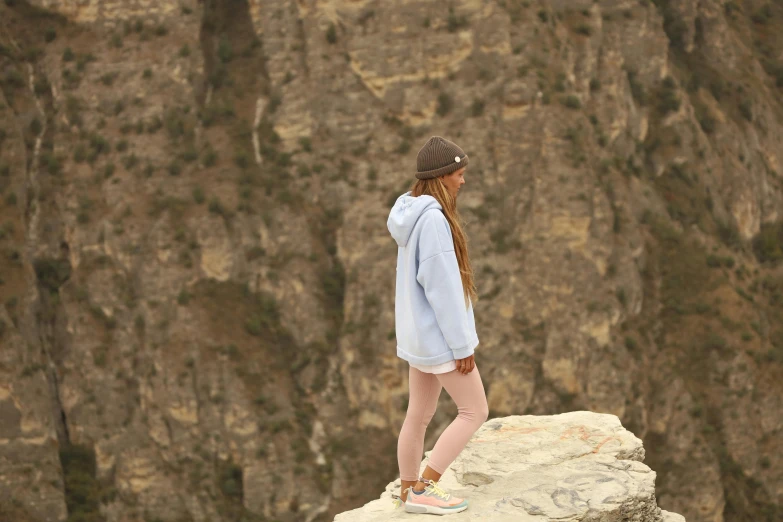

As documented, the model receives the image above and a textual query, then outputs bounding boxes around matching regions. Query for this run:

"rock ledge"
[334,411,686,521]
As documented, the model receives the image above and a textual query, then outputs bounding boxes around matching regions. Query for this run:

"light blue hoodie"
[387,191,479,365]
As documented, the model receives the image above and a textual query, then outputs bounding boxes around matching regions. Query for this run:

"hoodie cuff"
[451,336,478,360]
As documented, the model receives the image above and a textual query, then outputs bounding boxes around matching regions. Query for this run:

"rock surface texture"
[335,411,686,521]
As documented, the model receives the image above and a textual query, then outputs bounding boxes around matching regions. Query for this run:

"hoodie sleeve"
[415,213,478,359]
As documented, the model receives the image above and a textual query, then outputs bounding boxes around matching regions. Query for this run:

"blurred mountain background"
[0,0,782,521]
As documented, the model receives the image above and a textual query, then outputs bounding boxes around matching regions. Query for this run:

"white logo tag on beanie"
[455,156,461,162]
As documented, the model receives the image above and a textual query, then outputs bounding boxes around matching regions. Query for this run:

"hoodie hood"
[387,191,442,247]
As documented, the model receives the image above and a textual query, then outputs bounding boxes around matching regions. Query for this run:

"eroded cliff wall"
[1,1,782,521]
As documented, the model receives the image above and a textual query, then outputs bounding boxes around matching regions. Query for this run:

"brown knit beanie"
[415,136,469,180]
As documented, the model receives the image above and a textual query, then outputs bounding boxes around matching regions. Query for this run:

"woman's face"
[440,167,466,199]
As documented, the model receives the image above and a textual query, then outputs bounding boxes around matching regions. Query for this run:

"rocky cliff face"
[335,411,686,521]
[0,0,782,521]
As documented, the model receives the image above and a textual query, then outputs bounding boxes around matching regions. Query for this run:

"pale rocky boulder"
[334,411,685,521]
[662,511,687,522]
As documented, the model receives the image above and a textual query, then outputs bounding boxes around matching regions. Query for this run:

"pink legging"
[397,364,489,481]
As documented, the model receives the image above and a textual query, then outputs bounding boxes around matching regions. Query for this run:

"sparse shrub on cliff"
[447,6,469,32]
[44,27,56,43]
[148,192,188,219]
[217,461,243,504]
[696,104,716,134]
[655,163,710,226]
[706,254,735,268]
[276,189,298,206]
[560,95,581,109]
[276,151,293,168]
[146,115,162,133]
[656,76,680,115]
[202,146,218,167]
[110,33,123,49]
[626,68,648,106]
[724,1,740,19]
[739,98,753,121]
[2,68,24,90]
[715,218,742,250]
[23,47,42,62]
[751,4,773,24]
[29,117,42,135]
[87,134,110,163]
[772,65,783,88]
[266,91,282,114]
[103,163,115,179]
[489,226,521,253]
[652,0,688,50]
[167,159,181,176]
[326,22,337,44]
[255,117,280,148]
[471,98,485,117]
[298,136,312,152]
[76,195,93,223]
[177,289,191,305]
[244,292,280,336]
[396,139,411,154]
[122,153,138,170]
[73,143,87,163]
[164,107,187,140]
[575,23,592,36]
[59,443,111,522]
[233,150,250,169]
[41,152,61,175]
[436,92,453,116]
[709,77,727,99]
[554,72,567,92]
[703,331,729,355]
[752,222,783,264]
[181,146,198,163]
[208,196,230,218]
[75,52,96,72]
[33,257,71,294]
[99,72,116,86]
[192,186,205,204]
[217,36,232,63]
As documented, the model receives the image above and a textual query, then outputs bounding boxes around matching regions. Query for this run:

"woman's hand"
[455,354,475,374]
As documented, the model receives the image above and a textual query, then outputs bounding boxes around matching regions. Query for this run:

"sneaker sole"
[404,500,468,515]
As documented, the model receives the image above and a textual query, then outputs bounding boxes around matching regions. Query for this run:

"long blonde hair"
[408,176,478,309]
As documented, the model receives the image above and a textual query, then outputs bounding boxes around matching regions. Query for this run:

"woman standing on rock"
[386,136,489,515]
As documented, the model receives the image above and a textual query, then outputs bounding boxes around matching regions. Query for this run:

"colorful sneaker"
[404,478,468,515]
[391,492,404,509]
